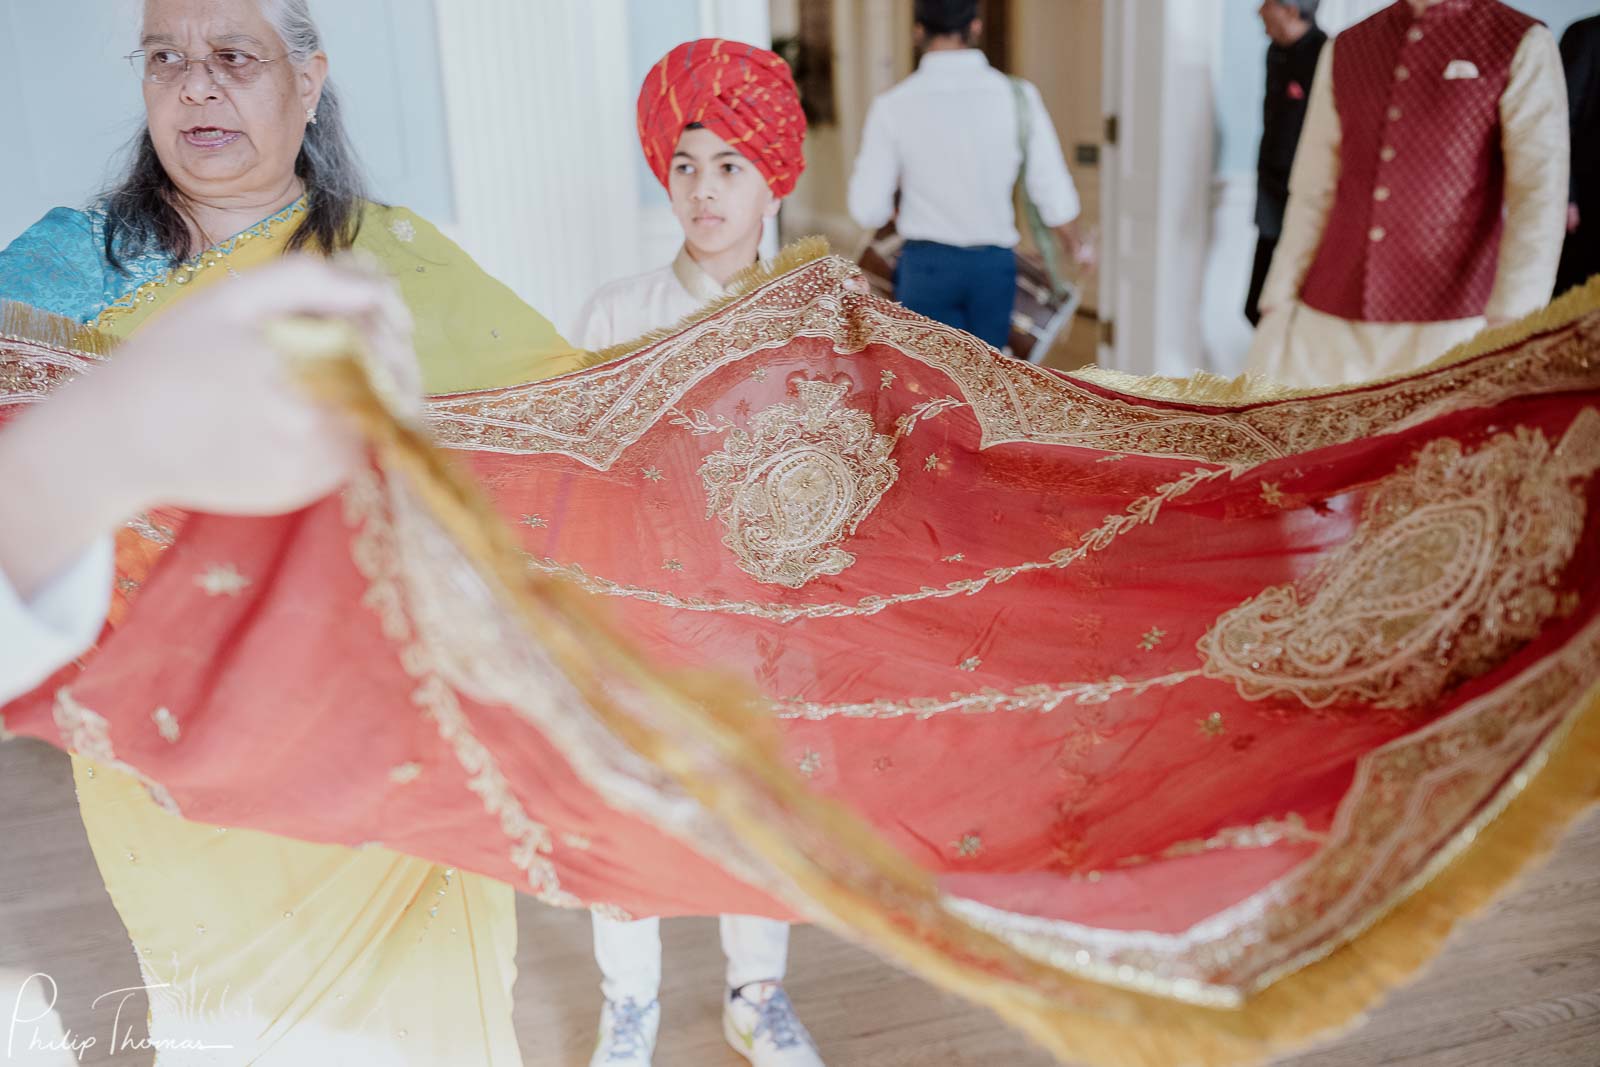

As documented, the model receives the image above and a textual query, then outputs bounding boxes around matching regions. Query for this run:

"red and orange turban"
[637,38,808,199]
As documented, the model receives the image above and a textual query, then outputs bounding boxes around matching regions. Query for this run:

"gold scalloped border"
[1070,273,1600,407]
[0,300,117,359]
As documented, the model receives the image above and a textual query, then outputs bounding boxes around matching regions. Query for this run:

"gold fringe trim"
[1072,273,1600,407]
[575,237,833,370]
[0,300,118,359]
[278,313,1600,1067]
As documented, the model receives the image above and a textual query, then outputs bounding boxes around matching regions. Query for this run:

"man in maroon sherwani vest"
[1247,0,1569,388]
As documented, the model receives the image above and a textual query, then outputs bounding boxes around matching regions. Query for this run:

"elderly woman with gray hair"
[0,0,584,1062]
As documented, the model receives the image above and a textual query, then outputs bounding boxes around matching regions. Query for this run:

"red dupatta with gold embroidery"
[3,247,1599,1067]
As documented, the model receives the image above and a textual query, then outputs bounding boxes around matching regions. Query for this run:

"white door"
[1099,0,1222,376]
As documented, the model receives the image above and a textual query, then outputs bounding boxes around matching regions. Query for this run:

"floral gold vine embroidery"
[526,465,1229,623]
[772,669,1202,720]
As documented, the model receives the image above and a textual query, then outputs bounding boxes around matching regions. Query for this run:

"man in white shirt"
[573,40,827,1067]
[847,0,1091,351]
[0,259,409,708]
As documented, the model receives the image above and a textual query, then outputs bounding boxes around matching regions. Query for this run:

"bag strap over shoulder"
[1009,75,1070,300]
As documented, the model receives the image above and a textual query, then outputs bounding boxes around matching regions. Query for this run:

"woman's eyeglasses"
[126,49,286,88]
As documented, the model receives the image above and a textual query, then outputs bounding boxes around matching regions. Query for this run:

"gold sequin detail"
[95,199,308,325]
[195,564,251,598]
[388,762,422,784]
[151,706,180,743]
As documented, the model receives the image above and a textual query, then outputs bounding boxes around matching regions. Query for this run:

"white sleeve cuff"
[0,538,112,706]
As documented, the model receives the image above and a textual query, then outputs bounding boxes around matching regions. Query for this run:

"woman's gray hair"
[103,0,371,272]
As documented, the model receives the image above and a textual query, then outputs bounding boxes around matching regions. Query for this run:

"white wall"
[434,0,770,334]
[1101,0,1221,377]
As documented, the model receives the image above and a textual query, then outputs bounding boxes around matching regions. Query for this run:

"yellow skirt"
[74,758,522,1066]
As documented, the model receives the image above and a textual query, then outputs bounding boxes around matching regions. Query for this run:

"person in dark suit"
[1247,0,1328,326]
[1557,13,1600,295]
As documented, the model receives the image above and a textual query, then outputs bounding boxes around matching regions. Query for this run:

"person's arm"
[0,257,411,698]
[1560,23,1585,209]
[1258,40,1339,317]
[1559,21,1596,233]
[847,98,900,231]
[0,537,112,706]
[1485,24,1570,324]
[1018,81,1092,269]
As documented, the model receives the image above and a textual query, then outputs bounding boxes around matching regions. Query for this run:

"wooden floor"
[1,737,1596,1067]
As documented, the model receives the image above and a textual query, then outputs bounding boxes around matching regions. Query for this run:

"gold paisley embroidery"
[1200,411,1600,709]
[698,379,898,588]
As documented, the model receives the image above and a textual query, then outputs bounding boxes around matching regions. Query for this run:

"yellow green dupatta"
[93,198,585,392]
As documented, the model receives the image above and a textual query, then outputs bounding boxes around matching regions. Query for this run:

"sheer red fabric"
[4,258,1599,1053]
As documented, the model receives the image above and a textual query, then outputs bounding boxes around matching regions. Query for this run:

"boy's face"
[668,126,779,259]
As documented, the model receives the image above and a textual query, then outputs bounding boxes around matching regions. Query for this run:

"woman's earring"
[307,108,318,125]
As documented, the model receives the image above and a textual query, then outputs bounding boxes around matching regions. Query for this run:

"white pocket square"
[1443,59,1480,80]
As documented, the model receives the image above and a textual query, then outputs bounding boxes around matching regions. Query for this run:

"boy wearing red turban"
[568,39,825,1067]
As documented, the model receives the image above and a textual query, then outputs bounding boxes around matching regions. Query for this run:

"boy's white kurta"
[569,245,793,999]
[571,246,727,352]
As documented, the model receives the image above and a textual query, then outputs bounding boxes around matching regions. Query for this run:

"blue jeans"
[895,240,1017,350]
